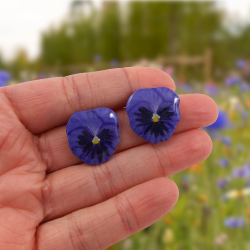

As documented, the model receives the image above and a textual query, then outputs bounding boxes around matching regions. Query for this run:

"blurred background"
[1,0,250,249]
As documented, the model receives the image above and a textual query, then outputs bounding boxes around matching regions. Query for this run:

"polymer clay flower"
[126,87,180,143]
[66,108,120,165]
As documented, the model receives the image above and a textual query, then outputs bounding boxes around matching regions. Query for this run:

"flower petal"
[126,87,181,143]
[66,108,120,165]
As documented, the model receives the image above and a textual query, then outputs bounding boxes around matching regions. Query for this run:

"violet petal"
[126,87,180,143]
[66,108,120,165]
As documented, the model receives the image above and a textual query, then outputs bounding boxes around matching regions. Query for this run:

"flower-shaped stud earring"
[126,87,180,143]
[66,108,120,165]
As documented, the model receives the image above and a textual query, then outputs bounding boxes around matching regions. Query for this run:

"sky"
[0,0,250,61]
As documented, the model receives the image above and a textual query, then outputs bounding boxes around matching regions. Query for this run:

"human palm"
[0,67,217,250]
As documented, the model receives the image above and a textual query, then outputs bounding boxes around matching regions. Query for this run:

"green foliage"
[0,52,6,69]
[98,2,121,61]
[39,1,250,80]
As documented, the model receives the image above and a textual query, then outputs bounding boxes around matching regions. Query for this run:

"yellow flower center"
[152,114,160,122]
[92,136,100,144]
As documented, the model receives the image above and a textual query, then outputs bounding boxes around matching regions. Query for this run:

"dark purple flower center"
[134,106,174,138]
[77,128,113,163]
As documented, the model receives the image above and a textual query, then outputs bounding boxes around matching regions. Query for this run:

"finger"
[37,178,178,250]
[38,94,217,172]
[5,67,175,134]
[42,129,211,221]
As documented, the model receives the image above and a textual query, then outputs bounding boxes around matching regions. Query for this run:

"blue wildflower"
[218,158,229,168]
[204,110,228,130]
[93,54,102,62]
[182,84,192,92]
[224,217,245,228]
[111,59,119,67]
[0,70,10,87]
[205,83,218,96]
[236,59,246,68]
[221,136,231,147]
[240,82,250,91]
[0,80,6,87]
[232,167,250,178]
[0,70,10,81]
[37,73,46,80]
[217,179,229,189]
[225,76,241,86]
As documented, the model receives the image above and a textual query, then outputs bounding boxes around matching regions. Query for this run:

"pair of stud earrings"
[66,87,181,165]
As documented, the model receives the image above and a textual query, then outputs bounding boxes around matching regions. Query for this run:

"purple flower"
[37,73,46,79]
[221,136,231,147]
[0,70,10,81]
[0,79,7,87]
[240,82,250,91]
[182,84,192,92]
[0,70,10,87]
[111,59,119,67]
[66,108,120,165]
[204,110,228,130]
[224,217,245,228]
[93,54,102,62]
[225,76,241,86]
[218,158,229,167]
[236,59,246,68]
[217,179,228,189]
[232,167,250,178]
[126,87,180,144]
[205,83,218,96]
[243,163,250,172]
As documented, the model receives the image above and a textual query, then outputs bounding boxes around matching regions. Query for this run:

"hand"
[0,67,217,250]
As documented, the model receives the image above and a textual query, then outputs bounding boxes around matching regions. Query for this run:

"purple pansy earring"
[66,108,120,165]
[126,87,181,144]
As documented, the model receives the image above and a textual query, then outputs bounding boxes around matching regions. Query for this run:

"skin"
[0,67,218,250]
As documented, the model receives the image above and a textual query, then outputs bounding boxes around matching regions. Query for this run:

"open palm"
[0,67,217,250]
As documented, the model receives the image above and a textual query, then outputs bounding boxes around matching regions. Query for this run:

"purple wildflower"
[225,76,241,86]
[0,70,10,81]
[0,80,6,87]
[37,73,46,79]
[218,158,229,168]
[236,59,246,68]
[232,167,250,178]
[205,83,218,96]
[182,84,192,92]
[217,179,228,189]
[93,54,102,62]
[0,70,10,87]
[221,136,231,147]
[224,217,245,228]
[111,59,119,67]
[240,82,250,91]
[204,110,228,130]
